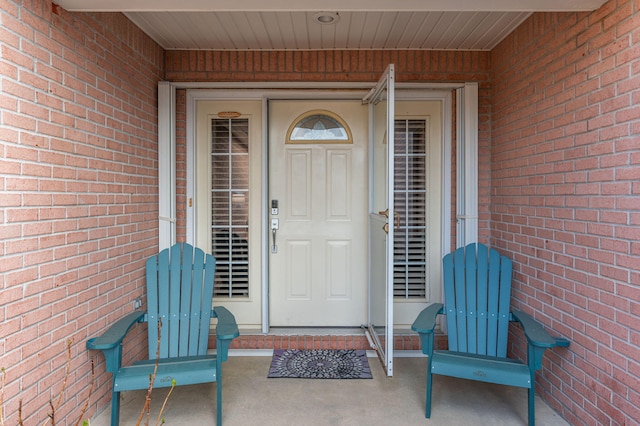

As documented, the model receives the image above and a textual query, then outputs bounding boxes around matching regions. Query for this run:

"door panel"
[287,150,311,219]
[287,240,311,299]
[269,100,368,326]
[327,240,351,299]
[326,150,352,219]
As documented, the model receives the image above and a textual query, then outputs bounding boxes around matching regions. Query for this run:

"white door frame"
[158,82,176,250]
[167,81,474,334]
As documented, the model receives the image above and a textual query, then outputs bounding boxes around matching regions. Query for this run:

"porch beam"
[56,0,607,12]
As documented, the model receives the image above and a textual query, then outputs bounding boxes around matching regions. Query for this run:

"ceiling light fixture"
[313,12,340,25]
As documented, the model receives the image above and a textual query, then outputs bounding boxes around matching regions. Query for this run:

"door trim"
[456,83,479,247]
[181,83,468,333]
[158,82,176,251]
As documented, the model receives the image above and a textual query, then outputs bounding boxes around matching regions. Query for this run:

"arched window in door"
[286,110,353,144]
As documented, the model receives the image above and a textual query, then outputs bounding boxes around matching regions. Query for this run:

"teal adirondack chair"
[411,243,569,425]
[87,243,239,425]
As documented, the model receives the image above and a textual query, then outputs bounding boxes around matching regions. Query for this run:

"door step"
[210,329,424,352]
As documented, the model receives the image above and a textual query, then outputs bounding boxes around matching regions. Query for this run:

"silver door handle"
[271,218,279,253]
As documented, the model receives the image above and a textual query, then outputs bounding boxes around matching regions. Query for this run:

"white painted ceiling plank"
[120,6,590,51]
[245,13,272,51]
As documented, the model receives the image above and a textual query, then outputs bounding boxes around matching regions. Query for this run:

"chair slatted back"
[443,243,512,357]
[146,243,216,359]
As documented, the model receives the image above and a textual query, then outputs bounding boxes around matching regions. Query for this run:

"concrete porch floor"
[89,354,569,426]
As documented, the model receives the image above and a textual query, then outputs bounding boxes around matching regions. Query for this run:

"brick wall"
[4,1,636,424]
[0,1,163,424]
[166,49,493,248]
[491,1,640,424]
[165,49,490,84]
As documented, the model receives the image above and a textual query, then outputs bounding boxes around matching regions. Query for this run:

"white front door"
[268,100,368,326]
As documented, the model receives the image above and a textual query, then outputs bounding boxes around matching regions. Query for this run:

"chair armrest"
[511,309,569,348]
[211,306,240,340]
[211,306,239,362]
[86,310,146,374]
[512,309,570,371]
[411,303,444,334]
[86,310,146,351]
[411,303,444,356]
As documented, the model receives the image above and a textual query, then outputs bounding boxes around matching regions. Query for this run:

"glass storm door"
[365,64,395,376]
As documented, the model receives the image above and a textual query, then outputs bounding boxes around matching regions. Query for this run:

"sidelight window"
[210,118,250,298]
[394,119,428,299]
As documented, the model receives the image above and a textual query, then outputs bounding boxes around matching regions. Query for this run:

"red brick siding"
[167,49,492,247]
[491,2,640,425]
[215,333,436,352]
[0,1,163,424]
[165,49,490,84]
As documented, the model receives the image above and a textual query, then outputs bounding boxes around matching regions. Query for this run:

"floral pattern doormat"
[267,349,373,379]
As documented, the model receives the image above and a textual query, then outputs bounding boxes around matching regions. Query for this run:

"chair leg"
[110,389,120,426]
[216,358,223,425]
[425,357,433,418]
[528,386,535,426]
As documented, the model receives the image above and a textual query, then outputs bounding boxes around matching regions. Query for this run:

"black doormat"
[267,349,373,379]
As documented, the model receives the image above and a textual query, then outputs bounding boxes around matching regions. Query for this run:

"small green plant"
[1,340,94,426]
[1,322,173,426]
[1,367,6,426]
[135,318,174,426]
